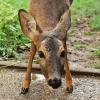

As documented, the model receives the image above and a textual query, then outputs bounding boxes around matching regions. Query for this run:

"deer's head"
[18,9,71,89]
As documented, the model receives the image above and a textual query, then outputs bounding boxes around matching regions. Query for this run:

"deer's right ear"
[18,9,38,40]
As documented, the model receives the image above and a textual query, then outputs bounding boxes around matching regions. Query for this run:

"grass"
[71,0,100,31]
[91,62,100,69]
[4,0,28,10]
[90,47,100,58]
[68,32,76,37]
[73,42,86,49]
[89,15,100,31]
[84,32,94,36]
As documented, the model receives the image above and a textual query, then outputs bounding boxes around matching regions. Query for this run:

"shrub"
[0,1,29,58]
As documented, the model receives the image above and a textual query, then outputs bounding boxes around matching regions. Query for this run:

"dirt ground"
[67,17,100,69]
[0,68,100,100]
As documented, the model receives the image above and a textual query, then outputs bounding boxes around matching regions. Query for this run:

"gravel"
[0,68,100,100]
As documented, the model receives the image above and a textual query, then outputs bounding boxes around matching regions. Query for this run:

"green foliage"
[89,15,100,31]
[73,42,85,49]
[91,63,100,69]
[0,1,29,58]
[71,0,100,30]
[90,47,100,58]
[84,32,94,36]
[68,32,76,37]
[4,0,28,10]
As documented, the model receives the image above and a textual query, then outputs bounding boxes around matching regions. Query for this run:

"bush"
[0,1,29,58]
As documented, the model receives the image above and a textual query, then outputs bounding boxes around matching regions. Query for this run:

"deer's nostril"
[60,50,65,57]
[38,51,45,58]
[48,78,61,89]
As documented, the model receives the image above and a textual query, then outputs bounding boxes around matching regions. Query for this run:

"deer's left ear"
[53,10,71,40]
[18,9,41,42]
[66,0,73,6]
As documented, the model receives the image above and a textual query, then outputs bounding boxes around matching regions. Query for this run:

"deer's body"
[29,0,68,31]
[18,0,73,94]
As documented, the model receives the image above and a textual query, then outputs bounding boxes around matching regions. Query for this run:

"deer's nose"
[48,78,61,89]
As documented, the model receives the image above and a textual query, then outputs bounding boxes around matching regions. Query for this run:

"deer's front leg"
[64,43,73,93]
[21,42,36,94]
[64,60,73,93]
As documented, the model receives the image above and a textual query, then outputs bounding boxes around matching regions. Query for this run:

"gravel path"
[0,68,100,100]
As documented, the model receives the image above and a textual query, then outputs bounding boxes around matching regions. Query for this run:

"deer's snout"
[48,78,62,89]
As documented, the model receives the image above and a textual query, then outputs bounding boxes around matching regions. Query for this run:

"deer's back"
[29,0,68,31]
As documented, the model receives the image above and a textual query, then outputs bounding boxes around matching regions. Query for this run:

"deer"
[18,0,73,94]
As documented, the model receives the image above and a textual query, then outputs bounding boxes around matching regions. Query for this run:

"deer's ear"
[66,0,73,6]
[52,10,71,40]
[18,9,38,40]
[55,10,71,32]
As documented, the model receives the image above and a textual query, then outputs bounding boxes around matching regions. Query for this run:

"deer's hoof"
[66,85,73,93]
[20,87,29,94]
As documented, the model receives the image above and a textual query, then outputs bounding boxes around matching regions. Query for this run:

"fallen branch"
[0,61,100,76]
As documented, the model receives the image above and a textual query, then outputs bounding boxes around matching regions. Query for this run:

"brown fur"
[29,0,69,31]
[19,0,73,94]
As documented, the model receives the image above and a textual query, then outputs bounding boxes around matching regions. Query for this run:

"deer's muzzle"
[48,78,62,89]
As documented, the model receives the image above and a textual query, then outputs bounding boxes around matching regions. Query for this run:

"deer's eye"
[60,51,65,58]
[38,51,45,58]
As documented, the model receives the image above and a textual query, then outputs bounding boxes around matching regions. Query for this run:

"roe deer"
[18,0,73,94]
